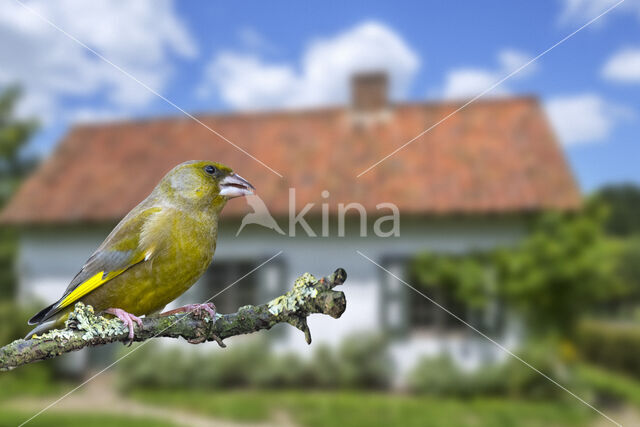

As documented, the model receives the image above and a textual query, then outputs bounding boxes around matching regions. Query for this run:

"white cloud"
[199,21,420,110]
[441,49,536,99]
[66,108,127,124]
[237,27,278,53]
[0,0,196,122]
[498,49,537,76]
[602,47,640,83]
[199,54,297,108]
[560,0,620,22]
[559,0,640,24]
[442,69,506,100]
[545,94,632,145]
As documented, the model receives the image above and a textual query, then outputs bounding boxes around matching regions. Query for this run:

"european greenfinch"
[26,160,254,340]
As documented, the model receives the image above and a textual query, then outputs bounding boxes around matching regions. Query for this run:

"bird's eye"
[204,165,217,175]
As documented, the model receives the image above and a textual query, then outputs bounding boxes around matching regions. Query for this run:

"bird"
[26,160,255,341]
[236,194,285,236]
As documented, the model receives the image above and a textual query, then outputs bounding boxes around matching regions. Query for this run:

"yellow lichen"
[65,302,128,340]
[31,328,75,342]
[268,273,318,316]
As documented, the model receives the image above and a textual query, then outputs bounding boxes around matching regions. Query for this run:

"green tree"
[592,184,640,315]
[0,86,38,299]
[496,203,623,337]
[411,251,490,310]
[411,203,627,339]
[609,237,640,316]
[595,184,640,237]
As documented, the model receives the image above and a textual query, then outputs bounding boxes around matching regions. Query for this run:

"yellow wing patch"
[57,269,126,309]
[56,251,151,310]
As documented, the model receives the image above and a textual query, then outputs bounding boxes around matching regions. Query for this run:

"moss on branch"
[0,268,347,371]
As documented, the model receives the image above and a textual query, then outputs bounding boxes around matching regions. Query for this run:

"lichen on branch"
[0,268,347,371]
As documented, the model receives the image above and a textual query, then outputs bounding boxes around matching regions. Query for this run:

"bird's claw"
[104,308,143,345]
[165,303,223,346]
[192,302,217,320]
[160,303,222,346]
[168,302,217,321]
[209,334,226,348]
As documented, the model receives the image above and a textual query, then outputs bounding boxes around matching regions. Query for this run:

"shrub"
[0,301,41,344]
[407,355,518,397]
[337,333,393,389]
[251,352,310,388]
[306,343,341,388]
[499,343,573,399]
[117,339,268,390]
[252,344,342,389]
[407,356,467,395]
[118,333,394,391]
[577,363,640,407]
[408,344,574,399]
[577,319,640,379]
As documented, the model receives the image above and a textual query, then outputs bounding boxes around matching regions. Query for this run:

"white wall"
[17,215,527,377]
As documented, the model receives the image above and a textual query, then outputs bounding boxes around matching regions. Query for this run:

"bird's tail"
[24,320,56,340]
[28,301,56,325]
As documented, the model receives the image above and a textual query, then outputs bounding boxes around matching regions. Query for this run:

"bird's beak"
[219,173,255,198]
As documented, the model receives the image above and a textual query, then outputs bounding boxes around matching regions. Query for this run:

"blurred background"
[0,1,640,426]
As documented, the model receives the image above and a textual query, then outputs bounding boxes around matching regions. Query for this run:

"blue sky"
[2,0,639,191]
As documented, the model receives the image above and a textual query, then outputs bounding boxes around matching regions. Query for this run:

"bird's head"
[156,160,255,211]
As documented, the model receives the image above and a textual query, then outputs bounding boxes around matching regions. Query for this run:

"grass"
[131,389,594,427]
[0,365,176,427]
[0,364,66,402]
[7,361,638,427]
[0,410,177,427]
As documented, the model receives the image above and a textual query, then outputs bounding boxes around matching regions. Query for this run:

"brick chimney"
[351,71,389,112]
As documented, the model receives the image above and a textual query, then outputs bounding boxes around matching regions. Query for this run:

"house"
[0,73,580,377]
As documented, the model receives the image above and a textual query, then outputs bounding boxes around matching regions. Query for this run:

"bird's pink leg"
[160,302,217,320]
[159,303,224,346]
[104,308,143,341]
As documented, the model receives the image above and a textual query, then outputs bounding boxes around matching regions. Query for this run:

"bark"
[0,268,347,371]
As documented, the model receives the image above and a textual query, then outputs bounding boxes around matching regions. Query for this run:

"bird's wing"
[29,206,162,324]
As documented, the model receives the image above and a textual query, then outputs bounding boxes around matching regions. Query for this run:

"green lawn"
[0,365,176,427]
[132,389,594,427]
[6,361,638,427]
[0,410,177,427]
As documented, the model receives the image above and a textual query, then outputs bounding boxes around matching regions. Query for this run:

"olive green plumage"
[27,160,254,337]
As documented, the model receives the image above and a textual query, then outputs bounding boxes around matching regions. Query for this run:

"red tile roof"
[0,97,580,224]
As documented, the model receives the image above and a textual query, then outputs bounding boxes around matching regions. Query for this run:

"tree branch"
[0,268,347,371]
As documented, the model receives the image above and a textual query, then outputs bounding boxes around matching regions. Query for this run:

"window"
[201,260,259,314]
[380,257,409,334]
[381,253,503,335]
[408,284,470,330]
[408,254,503,333]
